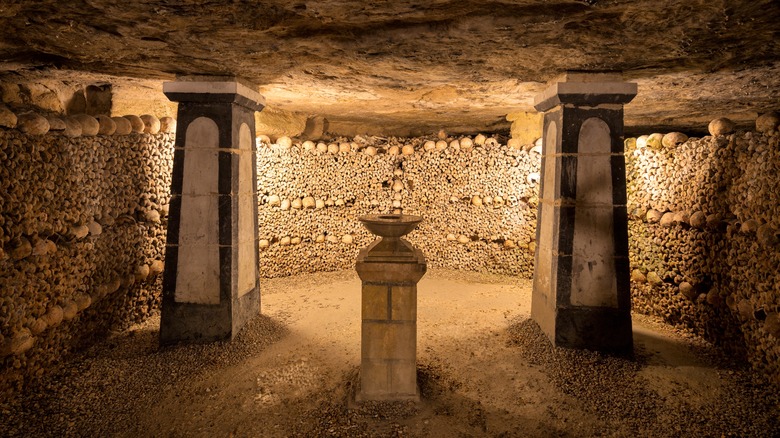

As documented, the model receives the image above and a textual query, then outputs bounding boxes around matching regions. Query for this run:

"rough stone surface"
[0,1,777,135]
[255,107,307,138]
[300,116,328,141]
[507,111,543,146]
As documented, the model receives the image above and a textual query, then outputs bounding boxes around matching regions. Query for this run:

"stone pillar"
[356,215,426,401]
[159,76,265,345]
[531,72,637,351]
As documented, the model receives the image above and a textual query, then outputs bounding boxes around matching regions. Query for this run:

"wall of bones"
[1,105,779,393]
[0,109,174,395]
[626,113,780,385]
[255,134,541,278]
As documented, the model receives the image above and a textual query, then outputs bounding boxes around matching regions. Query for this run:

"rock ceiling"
[0,0,778,136]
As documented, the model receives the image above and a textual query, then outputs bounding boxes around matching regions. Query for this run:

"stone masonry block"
[360,360,390,395]
[362,321,416,361]
[389,361,418,395]
[390,285,417,321]
[362,284,389,320]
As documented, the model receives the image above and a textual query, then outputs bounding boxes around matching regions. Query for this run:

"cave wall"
[258,126,780,384]
[0,125,172,395]
[626,128,780,383]
[2,115,779,394]
[255,136,540,278]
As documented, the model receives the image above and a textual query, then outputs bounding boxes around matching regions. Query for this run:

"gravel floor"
[1,269,777,437]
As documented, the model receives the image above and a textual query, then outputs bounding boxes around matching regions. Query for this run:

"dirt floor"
[1,269,778,437]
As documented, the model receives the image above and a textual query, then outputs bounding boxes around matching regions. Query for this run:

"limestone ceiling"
[0,0,778,135]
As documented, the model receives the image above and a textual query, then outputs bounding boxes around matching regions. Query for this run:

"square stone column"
[356,242,426,401]
[159,76,265,345]
[531,72,637,351]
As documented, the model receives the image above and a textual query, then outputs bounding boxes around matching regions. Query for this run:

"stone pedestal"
[159,76,265,345]
[531,72,637,351]
[356,215,426,401]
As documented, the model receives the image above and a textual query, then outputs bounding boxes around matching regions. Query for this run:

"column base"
[554,306,633,351]
[533,303,633,352]
[159,286,259,345]
[355,390,420,403]
[355,372,421,403]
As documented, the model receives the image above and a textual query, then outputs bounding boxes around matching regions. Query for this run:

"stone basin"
[358,214,423,263]
[358,214,422,238]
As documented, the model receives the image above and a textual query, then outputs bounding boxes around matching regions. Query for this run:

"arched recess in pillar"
[533,120,558,308]
[237,122,257,297]
[176,116,221,304]
[570,117,617,307]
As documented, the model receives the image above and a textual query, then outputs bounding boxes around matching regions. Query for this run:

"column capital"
[163,75,266,111]
[534,72,637,112]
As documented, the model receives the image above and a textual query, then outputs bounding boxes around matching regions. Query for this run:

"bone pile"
[3,103,779,394]
[626,112,780,384]
[255,134,541,278]
[0,109,174,395]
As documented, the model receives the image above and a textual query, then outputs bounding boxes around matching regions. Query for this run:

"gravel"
[506,317,780,437]
[1,269,777,437]
[0,314,287,437]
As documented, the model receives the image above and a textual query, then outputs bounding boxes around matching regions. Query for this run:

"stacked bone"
[255,136,395,277]
[255,133,541,277]
[0,109,174,395]
[626,112,780,385]
[402,134,540,274]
